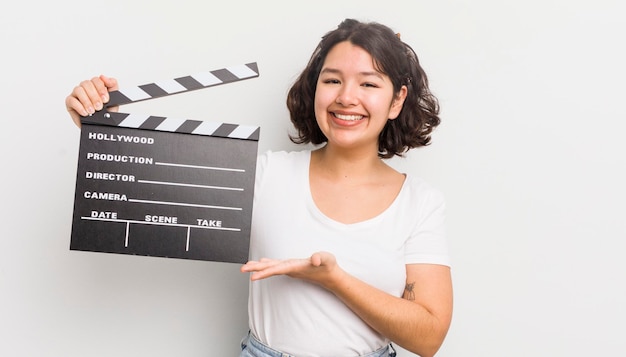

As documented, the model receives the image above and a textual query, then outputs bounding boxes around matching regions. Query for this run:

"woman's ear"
[388,85,408,120]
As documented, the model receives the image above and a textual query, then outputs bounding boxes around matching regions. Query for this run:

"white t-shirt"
[247,150,449,356]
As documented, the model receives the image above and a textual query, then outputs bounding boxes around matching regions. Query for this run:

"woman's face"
[314,41,406,153]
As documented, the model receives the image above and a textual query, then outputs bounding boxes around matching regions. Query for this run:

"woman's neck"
[311,145,391,181]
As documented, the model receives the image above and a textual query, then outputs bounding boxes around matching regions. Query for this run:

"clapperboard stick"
[81,62,260,140]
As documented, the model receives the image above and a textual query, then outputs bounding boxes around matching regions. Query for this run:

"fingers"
[65,75,119,128]
[241,253,340,287]
[241,258,296,281]
[78,77,106,113]
[240,259,279,273]
[99,74,119,105]
[241,257,322,281]
[100,74,119,91]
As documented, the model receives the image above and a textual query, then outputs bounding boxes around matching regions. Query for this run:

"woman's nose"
[335,84,359,106]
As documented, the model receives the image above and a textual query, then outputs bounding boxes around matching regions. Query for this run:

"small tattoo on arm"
[404,282,416,301]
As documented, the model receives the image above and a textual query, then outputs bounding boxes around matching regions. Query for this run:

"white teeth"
[334,113,363,121]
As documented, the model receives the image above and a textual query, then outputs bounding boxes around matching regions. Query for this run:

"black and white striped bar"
[105,62,259,107]
[87,112,261,141]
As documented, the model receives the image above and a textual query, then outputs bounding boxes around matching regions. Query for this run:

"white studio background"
[1,0,624,356]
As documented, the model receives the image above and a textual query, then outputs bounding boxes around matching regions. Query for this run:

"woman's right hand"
[65,75,118,128]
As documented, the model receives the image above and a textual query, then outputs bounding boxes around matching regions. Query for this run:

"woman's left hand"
[241,252,342,288]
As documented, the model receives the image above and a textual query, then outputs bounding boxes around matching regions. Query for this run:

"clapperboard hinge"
[80,62,260,141]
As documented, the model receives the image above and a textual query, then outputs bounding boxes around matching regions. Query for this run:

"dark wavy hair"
[287,19,441,158]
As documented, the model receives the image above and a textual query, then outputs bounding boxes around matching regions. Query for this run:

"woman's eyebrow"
[320,67,384,80]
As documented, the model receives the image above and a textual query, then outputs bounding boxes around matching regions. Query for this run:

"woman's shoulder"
[259,149,311,160]
[257,149,311,167]
[255,149,311,179]
[401,174,446,206]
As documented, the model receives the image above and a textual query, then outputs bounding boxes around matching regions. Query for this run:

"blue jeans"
[240,332,397,357]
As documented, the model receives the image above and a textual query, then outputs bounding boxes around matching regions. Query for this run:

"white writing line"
[128,198,242,211]
[186,227,191,251]
[125,222,130,247]
[81,216,241,232]
[155,161,245,173]
[138,179,243,191]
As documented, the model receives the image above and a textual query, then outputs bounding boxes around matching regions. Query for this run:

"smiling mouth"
[333,113,364,121]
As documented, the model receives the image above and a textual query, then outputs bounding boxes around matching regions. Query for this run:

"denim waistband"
[240,332,396,357]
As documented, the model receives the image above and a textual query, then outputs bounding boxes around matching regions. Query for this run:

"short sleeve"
[404,187,451,267]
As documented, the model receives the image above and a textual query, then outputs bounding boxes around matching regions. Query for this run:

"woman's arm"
[241,252,452,357]
[332,262,452,357]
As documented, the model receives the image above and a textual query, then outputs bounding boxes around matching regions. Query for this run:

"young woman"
[66,18,452,357]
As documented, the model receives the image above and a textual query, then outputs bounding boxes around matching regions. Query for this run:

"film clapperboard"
[70,63,260,264]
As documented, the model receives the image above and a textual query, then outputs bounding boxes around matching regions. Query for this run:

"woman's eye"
[323,79,340,84]
[362,82,378,88]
